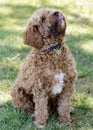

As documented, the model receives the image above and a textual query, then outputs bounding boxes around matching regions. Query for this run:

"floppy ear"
[23,25,43,49]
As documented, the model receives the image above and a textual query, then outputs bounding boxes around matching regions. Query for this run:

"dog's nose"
[53,11,59,16]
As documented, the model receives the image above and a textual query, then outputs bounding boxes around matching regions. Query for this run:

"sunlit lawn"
[0,0,93,129]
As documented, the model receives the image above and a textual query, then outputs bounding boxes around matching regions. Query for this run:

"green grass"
[0,0,93,129]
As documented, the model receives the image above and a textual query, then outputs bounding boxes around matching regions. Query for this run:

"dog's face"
[23,8,66,49]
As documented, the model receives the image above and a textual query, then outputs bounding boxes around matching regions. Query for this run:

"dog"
[11,8,77,128]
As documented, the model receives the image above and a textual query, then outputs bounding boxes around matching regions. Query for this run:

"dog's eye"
[34,25,38,30]
[42,17,46,23]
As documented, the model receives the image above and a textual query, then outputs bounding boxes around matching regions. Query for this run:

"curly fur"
[11,8,77,128]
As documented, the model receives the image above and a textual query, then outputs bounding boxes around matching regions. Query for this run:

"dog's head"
[23,8,66,49]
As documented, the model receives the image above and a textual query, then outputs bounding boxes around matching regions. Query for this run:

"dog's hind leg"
[11,85,34,114]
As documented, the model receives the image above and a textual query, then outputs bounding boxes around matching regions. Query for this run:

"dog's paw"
[37,125,45,129]
[34,121,46,129]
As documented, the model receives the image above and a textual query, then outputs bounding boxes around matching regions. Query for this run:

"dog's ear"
[23,25,43,49]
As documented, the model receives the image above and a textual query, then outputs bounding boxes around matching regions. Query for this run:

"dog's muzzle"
[53,11,65,27]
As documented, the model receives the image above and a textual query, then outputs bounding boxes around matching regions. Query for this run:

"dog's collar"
[44,43,61,53]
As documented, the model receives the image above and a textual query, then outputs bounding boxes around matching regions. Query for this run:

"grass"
[0,0,93,129]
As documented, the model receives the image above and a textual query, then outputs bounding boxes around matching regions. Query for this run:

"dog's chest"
[52,72,65,95]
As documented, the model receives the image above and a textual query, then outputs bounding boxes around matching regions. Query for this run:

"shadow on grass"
[72,105,93,128]
[0,29,22,40]
[0,100,93,130]
[0,44,31,61]
[0,44,31,83]
[0,101,34,130]
[66,33,93,44]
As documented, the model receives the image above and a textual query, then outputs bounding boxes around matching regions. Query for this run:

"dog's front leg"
[34,92,48,128]
[58,94,71,124]
[58,83,75,124]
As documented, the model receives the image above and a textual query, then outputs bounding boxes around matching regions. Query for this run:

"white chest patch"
[52,72,65,95]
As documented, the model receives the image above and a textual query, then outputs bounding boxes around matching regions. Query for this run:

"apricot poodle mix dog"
[11,8,77,128]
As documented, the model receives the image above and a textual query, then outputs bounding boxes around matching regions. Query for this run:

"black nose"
[53,11,59,16]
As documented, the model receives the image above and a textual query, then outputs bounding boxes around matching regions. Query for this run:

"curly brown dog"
[11,8,77,128]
